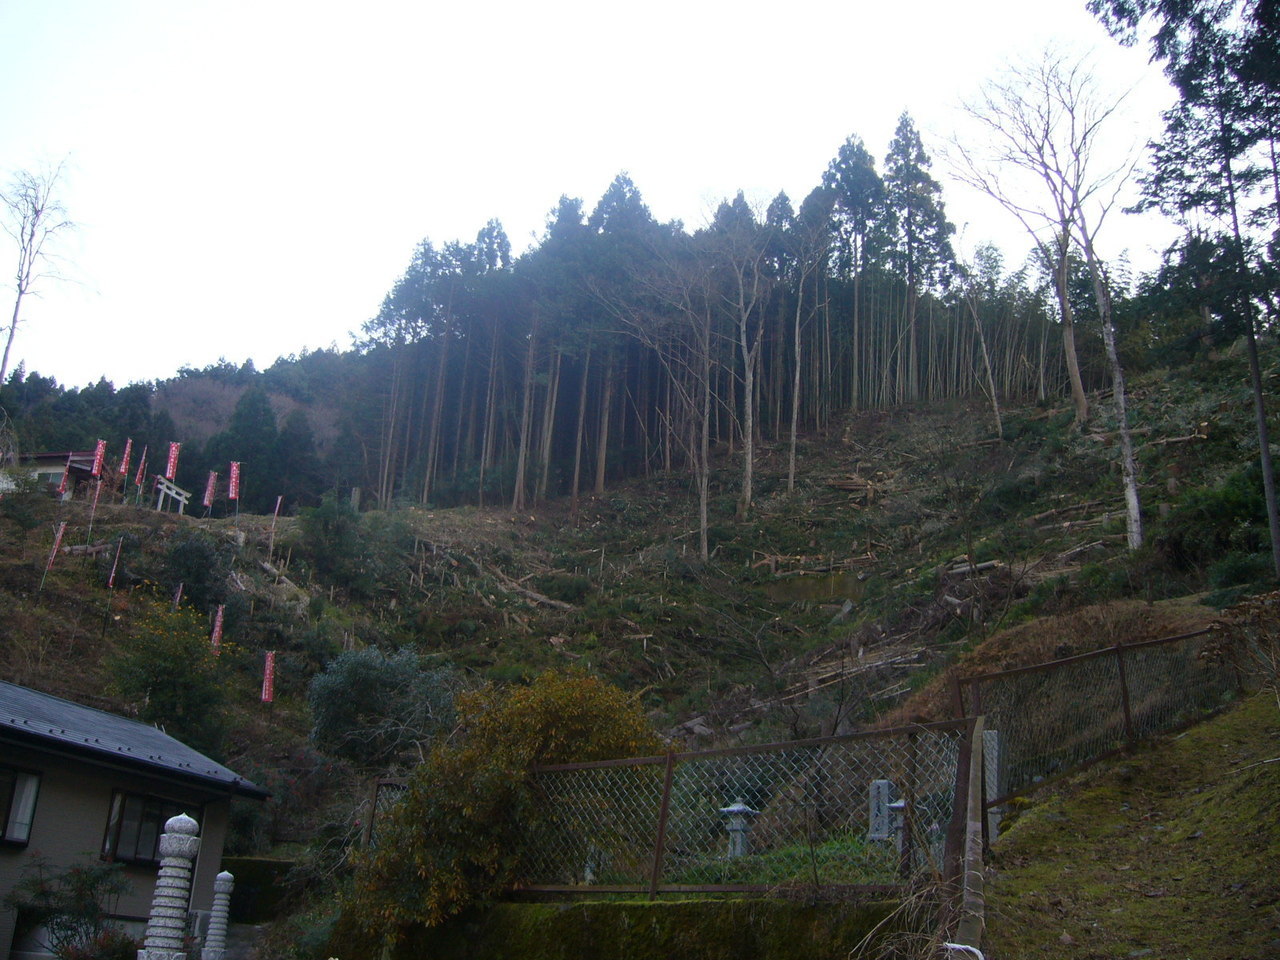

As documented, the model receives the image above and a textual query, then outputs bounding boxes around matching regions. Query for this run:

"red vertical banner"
[261,651,276,703]
[228,462,241,501]
[118,438,133,476]
[134,446,149,488]
[57,454,71,495]
[46,521,67,571]
[165,442,181,480]
[211,604,225,655]
[91,439,107,477]
[203,472,218,508]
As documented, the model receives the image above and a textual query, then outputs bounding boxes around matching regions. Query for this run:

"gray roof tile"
[0,681,267,799]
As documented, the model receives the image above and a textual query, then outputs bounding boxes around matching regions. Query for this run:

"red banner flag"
[228,462,241,501]
[57,454,71,495]
[203,471,218,508]
[118,438,133,476]
[134,446,149,487]
[211,604,225,654]
[91,439,107,477]
[261,651,276,703]
[165,442,181,480]
[46,521,67,572]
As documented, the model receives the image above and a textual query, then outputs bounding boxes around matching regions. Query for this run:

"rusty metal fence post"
[648,751,675,899]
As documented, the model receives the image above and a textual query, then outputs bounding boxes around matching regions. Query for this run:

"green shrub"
[0,473,51,534]
[163,531,230,610]
[3,859,138,960]
[108,601,227,757]
[1208,551,1272,590]
[335,671,663,950]
[1157,460,1275,570]
[298,494,414,599]
[307,648,460,769]
[297,493,366,591]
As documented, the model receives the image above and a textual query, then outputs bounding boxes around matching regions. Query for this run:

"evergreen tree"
[882,113,956,402]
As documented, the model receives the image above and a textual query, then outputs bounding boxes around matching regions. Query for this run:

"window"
[101,792,193,864]
[0,766,40,844]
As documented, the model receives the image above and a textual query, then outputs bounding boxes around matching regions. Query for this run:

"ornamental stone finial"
[138,814,203,960]
[201,871,235,960]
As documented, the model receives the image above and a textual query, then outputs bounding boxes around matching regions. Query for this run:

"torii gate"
[154,475,192,514]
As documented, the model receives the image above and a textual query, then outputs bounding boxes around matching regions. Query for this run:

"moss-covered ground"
[390,898,904,960]
[983,693,1280,958]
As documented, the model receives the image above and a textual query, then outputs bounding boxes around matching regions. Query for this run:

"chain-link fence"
[521,719,972,896]
[955,629,1239,807]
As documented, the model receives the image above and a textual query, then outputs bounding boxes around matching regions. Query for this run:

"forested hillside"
[2,3,1280,951]
[5,76,1273,534]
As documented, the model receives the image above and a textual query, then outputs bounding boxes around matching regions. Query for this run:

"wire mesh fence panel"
[657,740,904,888]
[524,723,969,895]
[1122,635,1239,741]
[523,760,669,887]
[962,631,1239,807]
[970,653,1128,803]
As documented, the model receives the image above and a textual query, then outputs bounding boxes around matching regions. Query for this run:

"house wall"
[0,742,232,960]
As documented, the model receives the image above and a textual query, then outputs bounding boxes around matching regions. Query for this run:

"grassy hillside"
[983,691,1280,957]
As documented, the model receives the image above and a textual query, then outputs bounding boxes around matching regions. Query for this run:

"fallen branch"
[480,562,575,611]
[947,559,1003,576]
[1026,499,1113,524]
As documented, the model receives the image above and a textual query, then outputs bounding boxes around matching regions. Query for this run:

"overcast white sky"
[0,0,1177,389]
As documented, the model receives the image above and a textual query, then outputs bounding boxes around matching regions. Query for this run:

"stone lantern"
[718,798,760,858]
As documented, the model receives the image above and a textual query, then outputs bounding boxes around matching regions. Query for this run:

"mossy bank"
[983,693,1280,958]
[329,898,905,960]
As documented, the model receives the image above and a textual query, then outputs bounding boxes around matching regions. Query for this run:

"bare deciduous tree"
[1,163,73,386]
[952,52,1145,548]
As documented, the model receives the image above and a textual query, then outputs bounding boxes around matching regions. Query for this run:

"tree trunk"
[535,348,562,503]
[0,291,24,388]
[570,343,592,520]
[594,355,615,495]
[511,327,538,512]
[1080,237,1142,549]
[421,318,451,505]
[964,291,1003,440]
[1052,238,1089,424]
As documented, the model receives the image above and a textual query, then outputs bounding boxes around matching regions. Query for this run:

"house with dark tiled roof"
[0,681,267,960]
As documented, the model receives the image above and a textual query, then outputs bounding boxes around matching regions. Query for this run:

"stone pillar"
[867,779,898,841]
[200,872,234,960]
[138,813,201,960]
[984,728,1004,840]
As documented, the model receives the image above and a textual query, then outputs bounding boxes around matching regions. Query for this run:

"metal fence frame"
[951,628,1240,810]
[519,717,976,898]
